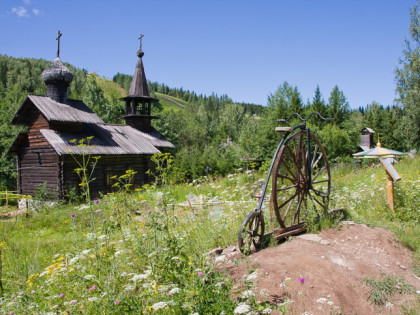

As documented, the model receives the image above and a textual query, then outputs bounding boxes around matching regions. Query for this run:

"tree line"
[0,2,418,189]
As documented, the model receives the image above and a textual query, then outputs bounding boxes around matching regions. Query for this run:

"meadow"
[0,154,418,314]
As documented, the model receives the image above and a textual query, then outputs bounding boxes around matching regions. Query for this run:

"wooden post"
[386,171,394,212]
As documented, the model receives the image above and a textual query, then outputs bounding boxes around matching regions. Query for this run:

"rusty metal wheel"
[238,211,265,254]
[271,131,330,229]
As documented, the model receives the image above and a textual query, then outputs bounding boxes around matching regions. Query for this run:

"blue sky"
[0,0,416,108]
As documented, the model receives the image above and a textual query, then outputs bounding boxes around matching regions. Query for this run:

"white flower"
[88,297,100,302]
[81,249,92,255]
[114,250,125,256]
[234,302,250,314]
[241,290,255,299]
[130,273,149,282]
[152,301,168,310]
[83,274,96,280]
[169,287,181,295]
[385,302,393,309]
[316,297,327,304]
[261,308,272,314]
[246,271,258,281]
[123,284,135,292]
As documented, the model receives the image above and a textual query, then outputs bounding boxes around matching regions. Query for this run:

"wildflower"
[234,302,251,314]
[298,277,305,284]
[31,290,35,294]
[198,271,204,277]
[70,213,76,217]
[168,287,180,295]
[71,300,76,305]
[152,302,168,310]
[115,299,120,305]
[19,291,23,295]
[93,199,100,204]
[60,293,65,298]
[241,290,255,298]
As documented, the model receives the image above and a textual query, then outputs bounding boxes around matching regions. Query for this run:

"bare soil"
[212,222,420,314]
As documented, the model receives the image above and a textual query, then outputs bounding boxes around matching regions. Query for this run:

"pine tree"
[395,2,420,149]
[327,85,349,127]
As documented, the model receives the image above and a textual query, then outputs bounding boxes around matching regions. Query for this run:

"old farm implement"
[238,112,334,254]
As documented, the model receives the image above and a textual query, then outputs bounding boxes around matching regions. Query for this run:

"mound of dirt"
[212,222,419,314]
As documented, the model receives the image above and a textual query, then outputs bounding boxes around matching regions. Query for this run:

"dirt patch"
[213,222,420,314]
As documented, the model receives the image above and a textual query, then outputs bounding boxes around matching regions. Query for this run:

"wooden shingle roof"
[12,95,104,125]
[40,123,162,155]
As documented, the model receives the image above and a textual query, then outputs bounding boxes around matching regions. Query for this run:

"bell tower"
[121,34,158,132]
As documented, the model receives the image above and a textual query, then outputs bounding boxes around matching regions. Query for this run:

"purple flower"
[198,272,204,277]
[298,277,305,284]
[91,285,97,290]
[115,299,120,305]
[31,290,35,294]
[168,291,173,296]
[18,291,23,295]
[71,300,76,305]
[70,213,76,217]
[93,199,100,204]
[9,311,14,315]
[60,293,65,298]
[11,293,15,298]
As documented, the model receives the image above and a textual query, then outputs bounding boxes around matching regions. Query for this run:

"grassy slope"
[0,156,418,313]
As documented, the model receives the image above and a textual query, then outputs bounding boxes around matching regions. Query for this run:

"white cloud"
[32,8,40,16]
[23,0,32,5]
[12,6,29,17]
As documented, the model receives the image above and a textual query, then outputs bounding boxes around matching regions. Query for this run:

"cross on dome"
[56,30,62,58]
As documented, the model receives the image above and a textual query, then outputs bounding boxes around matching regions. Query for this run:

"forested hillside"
[0,4,418,193]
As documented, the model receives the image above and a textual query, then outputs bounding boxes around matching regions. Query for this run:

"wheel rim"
[271,131,330,228]
[238,211,265,254]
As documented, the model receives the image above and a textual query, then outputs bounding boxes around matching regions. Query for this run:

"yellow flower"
[0,241,6,249]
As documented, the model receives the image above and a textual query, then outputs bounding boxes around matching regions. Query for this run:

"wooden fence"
[0,191,32,208]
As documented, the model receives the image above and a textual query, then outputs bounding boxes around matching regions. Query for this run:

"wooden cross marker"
[138,34,144,50]
[56,30,62,58]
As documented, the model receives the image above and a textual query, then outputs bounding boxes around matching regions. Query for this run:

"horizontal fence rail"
[0,191,32,207]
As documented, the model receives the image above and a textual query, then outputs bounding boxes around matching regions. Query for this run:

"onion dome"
[42,57,73,84]
[42,57,73,103]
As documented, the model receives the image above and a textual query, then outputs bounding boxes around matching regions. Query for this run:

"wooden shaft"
[386,171,394,212]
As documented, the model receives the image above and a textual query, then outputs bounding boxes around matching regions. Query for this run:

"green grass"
[0,155,418,314]
[362,273,415,306]
[329,154,420,263]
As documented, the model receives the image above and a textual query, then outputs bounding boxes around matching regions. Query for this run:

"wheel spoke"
[277,191,298,210]
[312,179,329,185]
[312,166,326,182]
[308,190,326,208]
[311,143,319,168]
[277,174,295,183]
[277,184,298,192]
[312,153,323,169]
[292,192,304,225]
[311,186,328,198]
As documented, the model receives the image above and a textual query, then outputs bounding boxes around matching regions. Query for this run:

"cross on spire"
[56,30,62,58]
[138,34,144,50]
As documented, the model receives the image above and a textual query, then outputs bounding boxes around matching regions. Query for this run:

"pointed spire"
[127,34,149,97]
